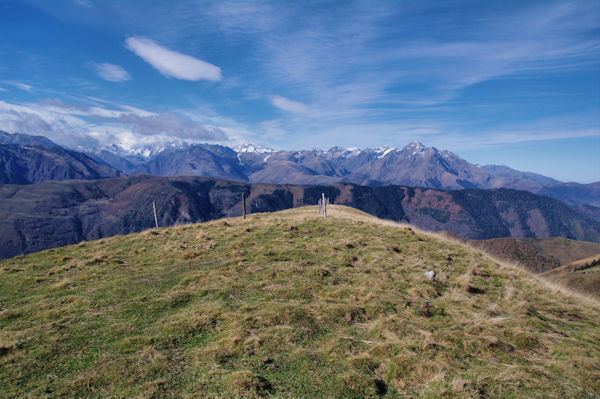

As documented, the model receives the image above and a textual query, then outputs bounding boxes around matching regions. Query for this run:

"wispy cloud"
[0,87,7,92]
[0,100,98,148]
[92,62,131,82]
[269,95,309,114]
[442,115,600,150]
[3,81,33,92]
[125,36,221,81]
[237,2,593,108]
[74,0,93,8]
[276,113,600,152]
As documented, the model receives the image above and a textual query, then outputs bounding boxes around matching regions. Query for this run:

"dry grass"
[1,205,599,398]
[540,253,600,299]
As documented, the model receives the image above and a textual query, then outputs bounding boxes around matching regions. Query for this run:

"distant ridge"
[0,130,58,148]
[0,131,123,184]
[466,236,600,273]
[1,175,598,259]
[542,253,600,297]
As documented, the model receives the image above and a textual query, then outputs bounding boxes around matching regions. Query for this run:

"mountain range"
[84,138,599,207]
[1,174,599,259]
[1,131,597,207]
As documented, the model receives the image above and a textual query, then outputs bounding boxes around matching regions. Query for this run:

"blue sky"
[0,0,598,182]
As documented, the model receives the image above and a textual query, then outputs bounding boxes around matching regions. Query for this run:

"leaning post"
[152,201,159,229]
[242,192,247,220]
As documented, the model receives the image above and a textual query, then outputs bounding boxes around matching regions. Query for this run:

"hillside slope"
[0,142,123,184]
[0,206,598,398]
[542,254,600,297]
[467,237,600,273]
[1,176,599,259]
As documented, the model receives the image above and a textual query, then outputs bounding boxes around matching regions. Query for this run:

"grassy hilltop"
[1,206,599,398]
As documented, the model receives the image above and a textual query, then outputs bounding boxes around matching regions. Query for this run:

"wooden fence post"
[152,201,159,229]
[322,192,327,218]
[242,192,247,219]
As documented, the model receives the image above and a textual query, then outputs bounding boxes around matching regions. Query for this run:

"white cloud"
[270,95,309,114]
[0,100,98,148]
[92,63,131,82]
[125,36,221,81]
[0,87,7,92]
[119,112,228,141]
[0,99,228,149]
[33,98,146,119]
[74,0,93,8]
[85,96,154,117]
[3,81,33,92]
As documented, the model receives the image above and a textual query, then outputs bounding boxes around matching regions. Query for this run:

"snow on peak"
[233,144,274,154]
[403,142,436,157]
[328,146,346,153]
[375,145,397,159]
[405,141,426,150]
[326,146,362,158]
[96,138,189,158]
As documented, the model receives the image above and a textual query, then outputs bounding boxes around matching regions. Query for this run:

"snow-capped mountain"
[325,146,362,159]
[233,144,274,154]
[53,136,597,207]
[4,130,597,206]
[80,139,556,190]
[81,138,194,172]
[93,138,191,159]
[228,141,483,188]
[131,143,248,181]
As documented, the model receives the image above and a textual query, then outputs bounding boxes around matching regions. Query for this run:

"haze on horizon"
[0,0,598,183]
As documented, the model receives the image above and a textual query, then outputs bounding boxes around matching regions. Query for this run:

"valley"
[1,175,599,260]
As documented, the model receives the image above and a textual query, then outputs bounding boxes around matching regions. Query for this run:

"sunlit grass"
[1,206,599,398]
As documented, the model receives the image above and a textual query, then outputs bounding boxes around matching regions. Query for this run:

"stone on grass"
[425,270,436,281]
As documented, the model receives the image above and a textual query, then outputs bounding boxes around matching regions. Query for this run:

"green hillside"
[1,206,599,398]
